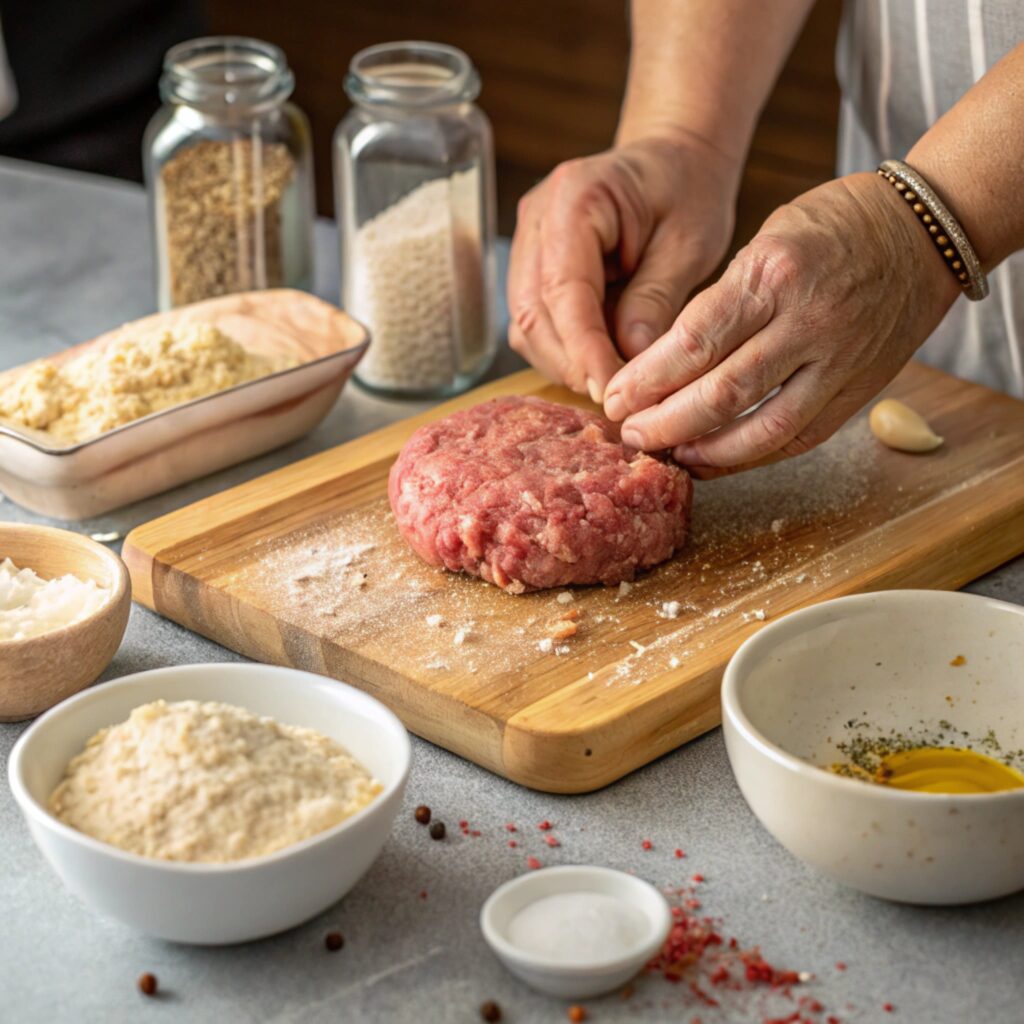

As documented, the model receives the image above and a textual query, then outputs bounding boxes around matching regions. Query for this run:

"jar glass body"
[144,37,315,311]
[334,42,497,398]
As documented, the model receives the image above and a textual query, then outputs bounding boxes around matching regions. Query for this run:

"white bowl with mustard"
[8,662,410,944]
[722,590,1024,905]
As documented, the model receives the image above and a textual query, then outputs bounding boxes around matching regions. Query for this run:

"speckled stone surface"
[1,158,1022,1024]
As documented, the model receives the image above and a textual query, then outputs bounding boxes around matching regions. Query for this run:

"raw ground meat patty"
[388,396,693,593]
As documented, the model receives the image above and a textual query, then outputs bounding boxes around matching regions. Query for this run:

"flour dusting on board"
[237,413,889,690]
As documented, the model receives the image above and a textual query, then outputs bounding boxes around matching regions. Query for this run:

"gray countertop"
[1,157,1022,1024]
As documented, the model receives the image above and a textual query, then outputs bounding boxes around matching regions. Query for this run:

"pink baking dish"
[0,290,369,519]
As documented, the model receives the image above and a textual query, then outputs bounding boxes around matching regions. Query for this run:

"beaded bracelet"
[876,159,988,301]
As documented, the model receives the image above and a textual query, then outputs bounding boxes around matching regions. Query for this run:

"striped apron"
[836,0,1024,397]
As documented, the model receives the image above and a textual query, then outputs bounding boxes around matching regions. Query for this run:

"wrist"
[614,126,744,204]
[855,170,961,315]
[903,143,1003,271]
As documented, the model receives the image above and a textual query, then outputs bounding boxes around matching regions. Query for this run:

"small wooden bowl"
[0,524,130,721]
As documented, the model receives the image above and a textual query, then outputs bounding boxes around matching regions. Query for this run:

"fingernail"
[621,425,644,449]
[627,323,656,354]
[673,443,700,463]
[604,391,625,421]
[586,377,602,404]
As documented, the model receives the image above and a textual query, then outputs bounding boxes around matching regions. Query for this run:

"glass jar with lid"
[334,41,497,398]
[144,36,315,311]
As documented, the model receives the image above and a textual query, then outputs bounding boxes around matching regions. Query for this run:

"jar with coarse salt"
[334,41,497,398]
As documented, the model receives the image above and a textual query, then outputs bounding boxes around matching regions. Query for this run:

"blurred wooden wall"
[207,0,841,251]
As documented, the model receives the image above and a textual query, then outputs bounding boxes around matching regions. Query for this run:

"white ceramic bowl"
[8,663,410,944]
[722,590,1024,905]
[480,865,671,999]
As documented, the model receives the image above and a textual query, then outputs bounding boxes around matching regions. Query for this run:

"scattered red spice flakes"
[692,873,705,883]
[835,962,847,971]
[567,1005,588,1023]
[762,1013,802,1024]
[526,855,542,870]
[459,820,469,829]
[686,898,702,910]
[641,839,653,850]
[508,840,518,848]
[883,1003,894,1013]
[709,966,730,986]
[538,820,553,831]
[674,849,686,859]
[742,951,800,989]
[418,890,428,900]
[544,834,561,847]
[504,823,517,833]
[470,829,482,837]
[827,1017,843,1024]
[690,981,719,1007]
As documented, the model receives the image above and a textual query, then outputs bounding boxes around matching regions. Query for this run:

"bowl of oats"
[0,290,369,519]
[8,662,410,944]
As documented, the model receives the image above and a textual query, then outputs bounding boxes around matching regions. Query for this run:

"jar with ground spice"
[334,42,497,398]
[144,37,314,310]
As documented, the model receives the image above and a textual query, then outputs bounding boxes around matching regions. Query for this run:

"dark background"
[0,0,841,258]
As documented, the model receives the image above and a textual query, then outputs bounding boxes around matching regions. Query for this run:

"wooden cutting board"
[123,362,1024,792]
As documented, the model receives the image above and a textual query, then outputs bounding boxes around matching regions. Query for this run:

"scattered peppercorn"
[414,804,432,825]
[429,821,446,841]
[480,999,502,1021]
[567,1005,588,1022]
[138,973,158,997]
[325,931,345,952]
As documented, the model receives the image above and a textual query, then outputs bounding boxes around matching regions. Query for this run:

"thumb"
[614,232,708,360]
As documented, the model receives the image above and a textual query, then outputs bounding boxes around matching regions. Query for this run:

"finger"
[613,230,708,360]
[508,205,574,387]
[538,179,625,399]
[618,321,804,450]
[671,364,860,468]
[604,250,776,422]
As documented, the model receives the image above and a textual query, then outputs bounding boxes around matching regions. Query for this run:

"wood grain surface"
[123,362,1024,792]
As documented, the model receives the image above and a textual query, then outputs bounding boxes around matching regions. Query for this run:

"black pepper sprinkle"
[325,931,345,952]
[138,973,158,997]
[414,804,432,825]
[480,1000,502,1022]
[429,821,446,841]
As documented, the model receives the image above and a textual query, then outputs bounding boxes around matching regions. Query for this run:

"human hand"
[603,172,961,474]
[507,134,738,401]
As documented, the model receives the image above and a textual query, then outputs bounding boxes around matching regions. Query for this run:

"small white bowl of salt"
[480,865,672,999]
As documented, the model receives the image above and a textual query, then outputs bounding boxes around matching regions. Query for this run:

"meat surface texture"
[387,396,693,593]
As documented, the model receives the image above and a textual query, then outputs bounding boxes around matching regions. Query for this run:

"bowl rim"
[0,325,370,457]
[479,864,672,977]
[721,589,1024,806]
[0,523,130,648]
[7,662,411,873]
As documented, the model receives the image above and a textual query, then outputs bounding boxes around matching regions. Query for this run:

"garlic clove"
[869,399,944,453]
